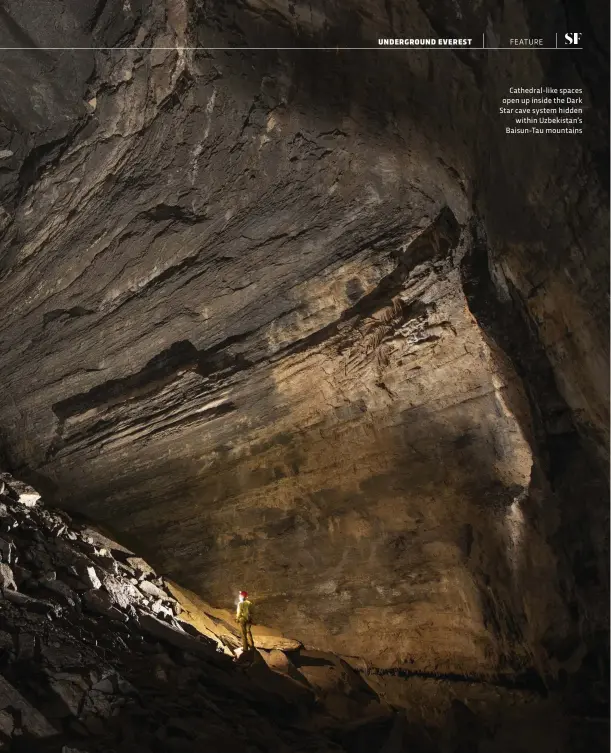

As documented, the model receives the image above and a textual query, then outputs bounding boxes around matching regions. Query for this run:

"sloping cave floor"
[0,473,607,753]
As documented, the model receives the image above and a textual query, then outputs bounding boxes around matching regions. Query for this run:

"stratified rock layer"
[0,0,607,688]
[0,474,606,753]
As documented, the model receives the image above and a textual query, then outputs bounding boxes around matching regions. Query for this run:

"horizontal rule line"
[0,46,583,51]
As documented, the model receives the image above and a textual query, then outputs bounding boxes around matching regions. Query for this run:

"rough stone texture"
[0,477,354,751]
[0,473,605,753]
[0,0,607,710]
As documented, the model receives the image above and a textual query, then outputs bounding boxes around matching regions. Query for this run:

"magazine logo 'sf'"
[564,32,582,44]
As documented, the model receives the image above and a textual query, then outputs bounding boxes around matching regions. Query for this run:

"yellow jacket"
[236,599,253,623]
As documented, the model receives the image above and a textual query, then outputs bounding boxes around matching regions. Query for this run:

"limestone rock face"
[1,474,600,753]
[0,0,607,683]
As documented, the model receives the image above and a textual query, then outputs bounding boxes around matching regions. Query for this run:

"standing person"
[236,590,255,652]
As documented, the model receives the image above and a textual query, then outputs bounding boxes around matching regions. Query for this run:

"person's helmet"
[239,590,248,598]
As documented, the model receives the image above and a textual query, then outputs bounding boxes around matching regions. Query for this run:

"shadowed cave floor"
[0,474,607,753]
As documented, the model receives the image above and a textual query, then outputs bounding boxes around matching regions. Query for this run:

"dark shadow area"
[460,217,609,728]
[0,2,605,752]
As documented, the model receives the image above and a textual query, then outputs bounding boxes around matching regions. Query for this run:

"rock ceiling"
[0,0,607,676]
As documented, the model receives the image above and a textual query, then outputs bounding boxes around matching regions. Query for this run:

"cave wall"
[0,0,607,675]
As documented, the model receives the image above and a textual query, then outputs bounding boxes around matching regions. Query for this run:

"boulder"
[150,599,174,620]
[0,709,14,737]
[0,537,16,564]
[83,591,127,623]
[6,479,41,508]
[91,677,114,694]
[2,589,58,614]
[138,579,169,601]
[252,634,302,652]
[49,675,89,716]
[77,563,102,590]
[0,675,58,737]
[138,614,221,661]
[13,565,33,586]
[102,574,141,609]
[40,578,79,608]
[0,562,17,591]
[126,557,156,579]
[260,649,314,690]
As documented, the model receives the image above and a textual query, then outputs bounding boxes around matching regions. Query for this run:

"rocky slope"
[0,473,350,752]
[0,474,606,753]
[0,0,607,729]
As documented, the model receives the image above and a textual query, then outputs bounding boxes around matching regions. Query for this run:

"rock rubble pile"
[0,472,352,752]
[0,472,605,753]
